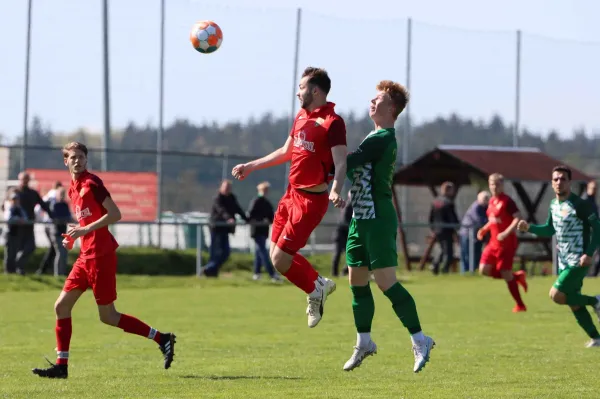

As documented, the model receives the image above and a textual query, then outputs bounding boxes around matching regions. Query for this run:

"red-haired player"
[477,173,528,312]
[32,142,176,379]
[232,66,348,328]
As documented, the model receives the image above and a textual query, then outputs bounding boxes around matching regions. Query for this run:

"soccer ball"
[190,20,223,54]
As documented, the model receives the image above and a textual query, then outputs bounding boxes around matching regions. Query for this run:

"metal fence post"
[196,223,203,276]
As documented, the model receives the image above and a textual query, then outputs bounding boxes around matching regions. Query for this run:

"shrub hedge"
[0,247,336,276]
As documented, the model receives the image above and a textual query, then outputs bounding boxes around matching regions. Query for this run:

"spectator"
[14,172,53,274]
[36,181,63,275]
[3,191,27,274]
[428,181,460,274]
[247,181,281,282]
[202,180,248,277]
[40,187,72,276]
[331,192,353,277]
[582,181,600,277]
[458,191,490,273]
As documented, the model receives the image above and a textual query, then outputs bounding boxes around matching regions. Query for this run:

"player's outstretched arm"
[525,208,555,237]
[232,136,293,180]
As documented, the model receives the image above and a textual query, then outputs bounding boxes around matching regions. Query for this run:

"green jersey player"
[342,80,435,373]
[517,165,600,347]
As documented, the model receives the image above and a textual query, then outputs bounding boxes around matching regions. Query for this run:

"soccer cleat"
[514,270,528,292]
[159,333,176,369]
[32,358,68,379]
[593,296,600,323]
[412,336,435,373]
[512,304,527,313]
[306,277,336,328]
[343,341,377,371]
[586,338,600,348]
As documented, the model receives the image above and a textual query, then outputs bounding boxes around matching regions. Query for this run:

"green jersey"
[529,193,600,270]
[346,128,397,222]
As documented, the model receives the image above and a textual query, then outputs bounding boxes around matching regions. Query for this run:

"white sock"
[410,331,425,345]
[308,276,324,298]
[357,332,371,347]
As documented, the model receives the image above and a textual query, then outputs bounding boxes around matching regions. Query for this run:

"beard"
[300,92,313,110]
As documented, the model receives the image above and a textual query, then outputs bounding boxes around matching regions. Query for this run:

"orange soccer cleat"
[512,304,527,313]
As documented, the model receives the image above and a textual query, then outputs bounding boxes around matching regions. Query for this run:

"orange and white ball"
[190,20,223,54]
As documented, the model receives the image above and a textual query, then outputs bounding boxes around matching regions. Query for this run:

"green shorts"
[346,218,398,270]
[553,266,590,295]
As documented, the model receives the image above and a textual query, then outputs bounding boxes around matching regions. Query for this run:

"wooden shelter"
[391,145,594,270]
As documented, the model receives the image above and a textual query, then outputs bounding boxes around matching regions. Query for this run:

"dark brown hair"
[552,165,572,180]
[302,67,331,95]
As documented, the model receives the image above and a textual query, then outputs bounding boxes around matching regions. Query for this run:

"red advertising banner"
[26,169,158,222]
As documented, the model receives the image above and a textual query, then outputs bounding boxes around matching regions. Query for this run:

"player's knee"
[550,289,566,304]
[54,299,70,318]
[98,308,120,326]
[478,264,491,276]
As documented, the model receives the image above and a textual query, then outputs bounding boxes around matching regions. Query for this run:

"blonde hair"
[489,173,504,183]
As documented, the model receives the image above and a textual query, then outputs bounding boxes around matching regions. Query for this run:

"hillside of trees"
[6,112,600,218]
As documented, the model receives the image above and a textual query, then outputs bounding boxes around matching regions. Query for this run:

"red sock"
[55,317,72,365]
[507,279,525,307]
[283,254,319,294]
[117,314,162,344]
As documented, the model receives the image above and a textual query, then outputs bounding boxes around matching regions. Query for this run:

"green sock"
[351,284,375,333]
[566,293,599,307]
[572,307,600,339]
[383,282,422,334]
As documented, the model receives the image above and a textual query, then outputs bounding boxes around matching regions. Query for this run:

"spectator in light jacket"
[459,191,490,273]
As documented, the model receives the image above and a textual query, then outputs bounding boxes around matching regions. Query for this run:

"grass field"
[2,272,600,398]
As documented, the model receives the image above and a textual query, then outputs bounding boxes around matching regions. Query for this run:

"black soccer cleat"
[159,332,176,369]
[32,358,68,379]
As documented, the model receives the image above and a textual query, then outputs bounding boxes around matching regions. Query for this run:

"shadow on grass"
[180,375,303,381]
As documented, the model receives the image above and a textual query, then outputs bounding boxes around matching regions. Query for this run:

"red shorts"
[271,187,329,255]
[63,252,118,305]
[480,244,517,271]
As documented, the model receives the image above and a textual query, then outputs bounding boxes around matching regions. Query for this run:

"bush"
[0,247,336,276]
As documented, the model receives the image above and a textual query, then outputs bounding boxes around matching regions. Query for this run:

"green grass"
[2,272,600,398]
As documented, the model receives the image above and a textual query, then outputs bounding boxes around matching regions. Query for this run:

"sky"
[1,0,599,144]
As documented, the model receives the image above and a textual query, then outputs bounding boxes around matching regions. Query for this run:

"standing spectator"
[36,181,63,275]
[247,181,281,282]
[202,180,248,277]
[14,172,53,275]
[458,191,490,273]
[42,187,72,276]
[331,192,353,277]
[428,181,460,274]
[582,181,600,277]
[3,191,27,274]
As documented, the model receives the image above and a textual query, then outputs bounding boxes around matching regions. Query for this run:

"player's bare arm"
[477,221,491,240]
[516,220,530,232]
[65,197,122,240]
[232,136,293,180]
[329,144,347,208]
[498,213,520,241]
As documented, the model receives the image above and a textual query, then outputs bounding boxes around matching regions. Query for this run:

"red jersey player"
[477,173,528,312]
[232,67,348,328]
[32,142,176,379]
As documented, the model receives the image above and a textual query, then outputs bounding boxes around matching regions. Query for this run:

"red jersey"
[288,102,346,189]
[487,192,519,247]
[69,170,119,259]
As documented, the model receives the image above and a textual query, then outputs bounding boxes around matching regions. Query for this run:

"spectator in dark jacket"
[459,191,490,273]
[3,191,27,274]
[247,181,280,282]
[332,192,353,276]
[14,172,53,274]
[203,180,248,277]
[37,187,73,276]
[429,181,460,274]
